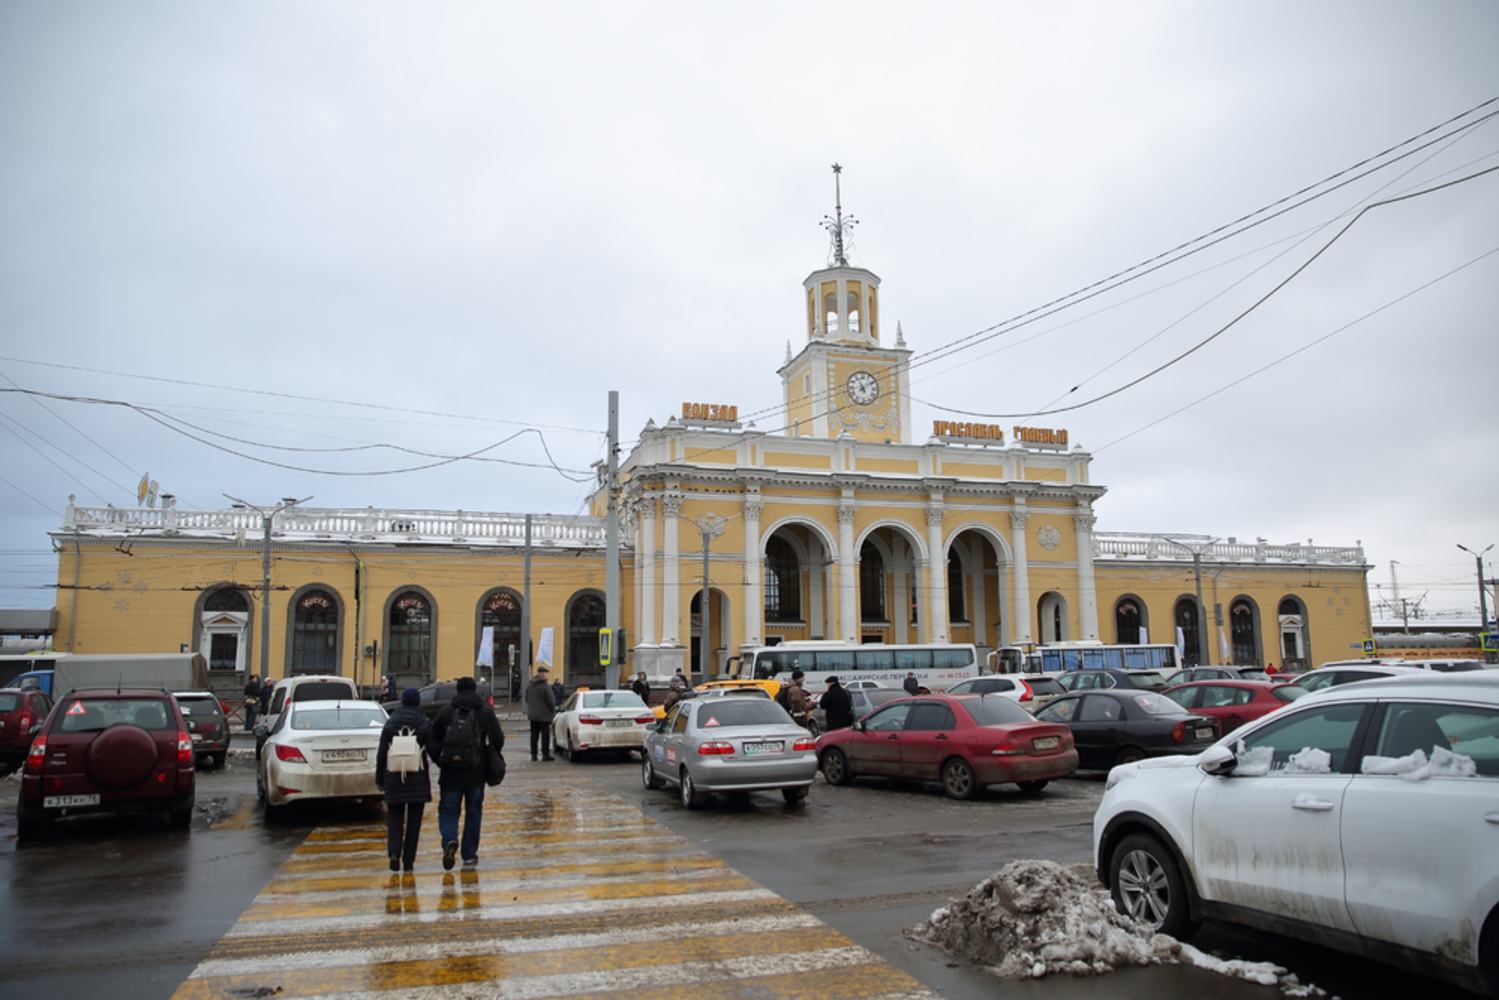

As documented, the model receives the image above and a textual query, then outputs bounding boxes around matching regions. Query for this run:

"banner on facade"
[538,627,554,665]
[1219,627,1231,662]
[477,626,493,668]
[1175,626,1186,660]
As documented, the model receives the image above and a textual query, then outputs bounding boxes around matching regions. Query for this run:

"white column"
[742,492,763,648]
[837,499,857,642]
[1075,510,1100,641]
[809,535,826,639]
[1010,506,1032,644]
[639,499,657,645]
[893,536,910,644]
[926,505,948,642]
[970,537,987,647]
[661,492,683,644]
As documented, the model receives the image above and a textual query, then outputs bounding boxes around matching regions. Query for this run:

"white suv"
[1093,672,1499,996]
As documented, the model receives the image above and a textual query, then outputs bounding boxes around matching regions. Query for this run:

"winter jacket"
[524,677,557,723]
[786,683,811,727]
[903,675,920,696]
[430,691,505,792]
[820,682,854,730]
[375,705,432,805]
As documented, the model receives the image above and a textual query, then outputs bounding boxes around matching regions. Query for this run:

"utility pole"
[605,391,621,684]
[1457,543,1494,662]
[521,514,533,682]
[1159,535,1217,666]
[225,494,311,683]
[684,512,732,683]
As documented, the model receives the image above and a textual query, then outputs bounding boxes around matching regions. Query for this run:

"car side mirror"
[1198,743,1237,777]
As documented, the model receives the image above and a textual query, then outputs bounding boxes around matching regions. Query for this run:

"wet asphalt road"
[0,725,1485,1000]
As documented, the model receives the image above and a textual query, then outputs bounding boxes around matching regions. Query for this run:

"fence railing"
[1093,532,1365,565]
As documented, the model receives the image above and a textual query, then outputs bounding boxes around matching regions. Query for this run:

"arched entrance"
[480,588,525,701]
[690,587,730,679]
[1114,596,1147,644]
[1174,597,1201,666]
[289,587,340,676]
[1229,597,1260,665]
[1038,592,1070,644]
[386,590,435,690]
[944,526,1010,659]
[565,591,606,690]
[1278,596,1309,671]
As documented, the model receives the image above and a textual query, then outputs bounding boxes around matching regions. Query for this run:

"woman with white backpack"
[375,687,432,872]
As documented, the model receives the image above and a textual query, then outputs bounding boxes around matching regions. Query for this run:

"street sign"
[1482,632,1498,653]
[1362,638,1377,656]
[598,628,613,667]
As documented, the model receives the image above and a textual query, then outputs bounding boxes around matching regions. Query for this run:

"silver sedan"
[642,696,817,808]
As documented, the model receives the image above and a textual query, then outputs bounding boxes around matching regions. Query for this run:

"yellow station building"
[47,210,1373,698]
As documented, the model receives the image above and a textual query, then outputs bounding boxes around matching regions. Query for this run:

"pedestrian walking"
[430,676,505,870]
[903,671,920,696]
[525,666,557,761]
[662,679,686,713]
[258,676,274,716]
[785,669,812,730]
[631,671,650,702]
[242,674,260,729]
[550,677,565,708]
[375,687,431,872]
[820,675,853,731]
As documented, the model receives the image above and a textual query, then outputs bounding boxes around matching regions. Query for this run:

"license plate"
[605,719,632,728]
[741,741,783,755]
[44,794,100,808]
[1032,736,1060,751]
[1195,728,1214,741]
[191,733,204,743]
[322,748,368,761]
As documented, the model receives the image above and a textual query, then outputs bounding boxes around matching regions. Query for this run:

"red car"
[0,686,53,772]
[814,693,1078,800]
[1161,679,1307,735]
[18,687,196,837]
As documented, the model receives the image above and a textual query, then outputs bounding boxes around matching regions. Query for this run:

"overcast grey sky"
[2,2,1496,623]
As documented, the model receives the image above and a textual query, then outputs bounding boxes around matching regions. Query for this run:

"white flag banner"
[1175,626,1187,660]
[1219,627,1231,662]
[477,626,494,668]
[538,627,555,665]
[1139,626,1149,645]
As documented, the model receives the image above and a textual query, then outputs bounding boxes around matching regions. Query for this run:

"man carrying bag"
[430,676,505,870]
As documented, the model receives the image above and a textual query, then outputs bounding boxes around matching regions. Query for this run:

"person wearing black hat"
[820,675,853,732]
[430,675,505,869]
[524,666,557,761]
[376,687,431,871]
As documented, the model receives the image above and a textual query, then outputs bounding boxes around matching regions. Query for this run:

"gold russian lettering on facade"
[682,403,739,422]
[932,420,1005,441]
[1012,426,1068,445]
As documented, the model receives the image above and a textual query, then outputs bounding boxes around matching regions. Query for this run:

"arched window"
[1038,592,1069,643]
[1115,598,1143,644]
[205,589,248,613]
[567,593,606,677]
[860,541,886,621]
[481,589,523,674]
[1230,598,1258,665]
[764,537,801,621]
[389,592,432,680]
[1174,598,1201,666]
[1277,596,1309,670]
[291,589,338,675]
[947,551,966,622]
[201,587,249,672]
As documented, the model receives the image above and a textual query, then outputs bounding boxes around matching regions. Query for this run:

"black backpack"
[438,706,481,768]
[775,684,790,710]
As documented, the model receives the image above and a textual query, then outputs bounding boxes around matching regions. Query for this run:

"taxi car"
[256,698,386,817]
[642,695,817,808]
[552,688,656,760]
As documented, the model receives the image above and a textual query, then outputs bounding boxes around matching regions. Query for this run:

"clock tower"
[778,166,913,443]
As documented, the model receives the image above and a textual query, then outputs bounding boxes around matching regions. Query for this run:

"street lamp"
[1457,543,1494,659]
[684,512,736,683]
[1158,535,1218,666]
[226,494,313,683]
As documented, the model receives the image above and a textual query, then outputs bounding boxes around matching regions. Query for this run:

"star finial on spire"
[821,164,857,267]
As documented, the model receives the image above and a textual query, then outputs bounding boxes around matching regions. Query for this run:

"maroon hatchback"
[18,687,195,837]
[815,693,1078,799]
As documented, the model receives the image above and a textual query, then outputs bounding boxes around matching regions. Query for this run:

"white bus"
[739,641,980,694]
[991,641,1180,675]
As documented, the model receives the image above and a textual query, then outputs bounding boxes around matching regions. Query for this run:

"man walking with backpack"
[430,675,505,870]
[525,666,557,761]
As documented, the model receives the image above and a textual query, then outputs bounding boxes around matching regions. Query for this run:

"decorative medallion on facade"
[1037,525,1062,550]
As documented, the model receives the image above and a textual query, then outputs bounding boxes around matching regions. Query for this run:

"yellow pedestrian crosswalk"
[172,769,939,999]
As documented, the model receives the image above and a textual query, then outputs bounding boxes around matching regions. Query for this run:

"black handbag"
[484,745,506,787]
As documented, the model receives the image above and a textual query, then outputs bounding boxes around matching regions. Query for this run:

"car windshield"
[1273,685,1308,703]
[696,700,790,728]
[0,693,20,712]
[1126,671,1169,690]
[1129,693,1190,716]
[865,689,908,707]
[290,682,357,703]
[1025,678,1064,696]
[580,691,646,709]
[176,697,223,716]
[291,706,386,730]
[960,697,1034,726]
[59,698,174,732]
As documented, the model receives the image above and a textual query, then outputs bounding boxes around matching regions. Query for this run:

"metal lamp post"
[1457,543,1494,660]
[226,494,312,683]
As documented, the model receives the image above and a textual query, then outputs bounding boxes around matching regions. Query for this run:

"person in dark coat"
[430,676,505,869]
[903,672,920,696]
[525,667,557,761]
[242,675,260,729]
[375,687,432,871]
[820,675,854,731]
[258,677,274,716]
[630,671,650,702]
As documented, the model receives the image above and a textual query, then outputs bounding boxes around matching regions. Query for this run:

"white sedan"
[553,689,656,760]
[257,698,387,817]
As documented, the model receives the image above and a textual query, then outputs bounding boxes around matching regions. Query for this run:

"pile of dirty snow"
[907,859,1324,995]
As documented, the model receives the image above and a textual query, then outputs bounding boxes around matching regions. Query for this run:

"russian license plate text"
[742,741,784,755]
[322,748,368,761]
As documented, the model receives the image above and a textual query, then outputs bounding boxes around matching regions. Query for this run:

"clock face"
[846,370,880,406]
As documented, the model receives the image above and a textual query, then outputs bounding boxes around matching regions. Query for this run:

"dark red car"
[814,693,1078,800]
[18,687,195,837]
[1161,679,1307,735]
[0,686,53,773]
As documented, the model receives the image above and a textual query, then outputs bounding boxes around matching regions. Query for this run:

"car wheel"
[680,769,707,809]
[821,747,854,786]
[168,789,194,830]
[641,753,663,790]
[781,785,808,804]
[941,757,981,800]
[1016,780,1050,793]
[1109,832,1199,938]
[1115,746,1145,767]
[16,791,50,839]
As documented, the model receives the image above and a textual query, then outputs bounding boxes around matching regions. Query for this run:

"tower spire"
[821,163,857,267]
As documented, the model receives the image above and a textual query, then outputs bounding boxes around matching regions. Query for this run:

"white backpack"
[388,727,421,775]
